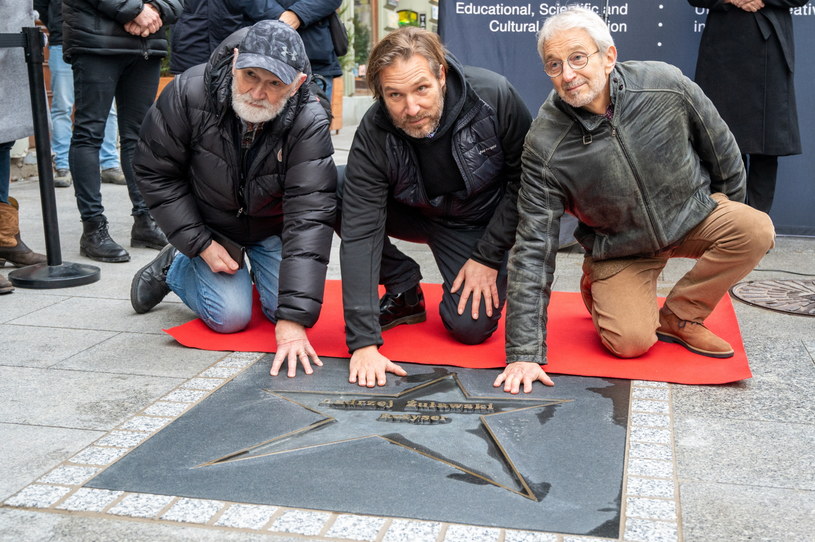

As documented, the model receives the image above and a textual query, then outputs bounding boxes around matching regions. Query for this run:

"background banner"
[440,1,814,235]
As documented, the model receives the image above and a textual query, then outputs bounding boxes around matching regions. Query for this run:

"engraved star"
[199,372,570,500]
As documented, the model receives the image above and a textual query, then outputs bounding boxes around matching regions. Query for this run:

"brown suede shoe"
[657,307,734,358]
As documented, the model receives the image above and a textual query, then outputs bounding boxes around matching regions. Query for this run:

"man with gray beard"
[131,20,337,378]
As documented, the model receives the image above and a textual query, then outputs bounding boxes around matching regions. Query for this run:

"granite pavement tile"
[381,519,442,542]
[270,509,331,536]
[804,339,815,362]
[56,488,123,512]
[52,331,222,378]
[503,530,559,542]
[680,481,815,542]
[4,484,71,508]
[732,301,815,342]
[0,507,306,542]
[37,465,99,485]
[443,524,501,542]
[108,493,175,518]
[324,514,386,540]
[672,339,815,425]
[8,296,192,334]
[0,366,183,430]
[0,325,116,369]
[0,291,68,323]
[626,476,676,499]
[623,518,678,542]
[161,497,224,524]
[0,422,102,501]
[214,503,278,530]
[675,416,815,490]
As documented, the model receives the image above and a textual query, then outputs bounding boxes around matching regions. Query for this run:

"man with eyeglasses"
[495,7,776,394]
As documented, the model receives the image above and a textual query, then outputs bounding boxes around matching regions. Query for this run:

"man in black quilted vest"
[340,27,532,388]
[130,21,337,378]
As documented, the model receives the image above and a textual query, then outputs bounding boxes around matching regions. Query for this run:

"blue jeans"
[49,45,119,171]
[166,235,283,333]
[69,53,159,220]
[323,77,333,102]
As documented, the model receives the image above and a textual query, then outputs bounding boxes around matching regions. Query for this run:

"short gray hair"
[537,6,615,62]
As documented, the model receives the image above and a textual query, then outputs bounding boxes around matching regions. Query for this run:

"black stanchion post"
[5,27,100,288]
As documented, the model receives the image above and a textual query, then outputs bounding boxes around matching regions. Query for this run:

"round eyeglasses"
[544,50,601,77]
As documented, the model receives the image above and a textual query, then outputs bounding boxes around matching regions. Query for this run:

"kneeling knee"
[201,307,252,334]
[600,330,656,359]
[442,314,498,345]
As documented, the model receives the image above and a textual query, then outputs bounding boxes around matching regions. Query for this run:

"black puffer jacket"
[134,29,337,327]
[62,0,182,60]
[340,55,532,351]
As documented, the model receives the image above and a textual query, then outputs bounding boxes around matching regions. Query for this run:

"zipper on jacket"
[236,170,246,218]
[611,126,662,247]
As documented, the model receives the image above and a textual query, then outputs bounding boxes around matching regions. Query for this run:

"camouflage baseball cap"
[235,20,307,85]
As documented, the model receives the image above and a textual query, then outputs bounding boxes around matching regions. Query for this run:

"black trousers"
[743,154,778,214]
[337,166,507,345]
[69,53,160,220]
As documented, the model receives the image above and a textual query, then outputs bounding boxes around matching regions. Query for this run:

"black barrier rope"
[1,27,99,288]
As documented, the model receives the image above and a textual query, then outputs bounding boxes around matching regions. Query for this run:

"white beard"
[231,79,289,123]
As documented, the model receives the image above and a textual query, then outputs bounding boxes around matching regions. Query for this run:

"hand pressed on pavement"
[349,345,407,388]
[270,320,322,377]
[494,361,554,394]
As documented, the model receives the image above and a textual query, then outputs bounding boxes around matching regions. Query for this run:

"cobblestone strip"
[621,381,680,542]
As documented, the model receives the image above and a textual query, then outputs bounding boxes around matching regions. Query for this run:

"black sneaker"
[379,284,426,331]
[130,244,178,314]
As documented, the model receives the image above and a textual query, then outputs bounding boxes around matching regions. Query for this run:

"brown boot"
[0,197,47,268]
[657,306,734,358]
[0,274,13,294]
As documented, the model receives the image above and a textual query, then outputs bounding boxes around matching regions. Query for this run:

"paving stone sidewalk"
[1,128,813,542]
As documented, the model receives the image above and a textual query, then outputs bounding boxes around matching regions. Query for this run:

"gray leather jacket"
[505,61,745,364]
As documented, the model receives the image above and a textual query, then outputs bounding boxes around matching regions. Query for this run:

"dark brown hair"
[366,27,448,100]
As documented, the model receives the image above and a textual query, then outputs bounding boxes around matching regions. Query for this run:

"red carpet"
[165,280,751,384]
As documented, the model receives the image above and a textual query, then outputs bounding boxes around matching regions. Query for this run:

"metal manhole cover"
[730,279,815,316]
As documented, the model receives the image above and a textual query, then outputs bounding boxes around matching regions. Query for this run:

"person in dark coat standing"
[690,0,806,213]
[170,0,343,99]
[131,21,337,379]
[62,0,182,262]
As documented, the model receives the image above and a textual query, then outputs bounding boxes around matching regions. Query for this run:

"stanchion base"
[8,262,101,289]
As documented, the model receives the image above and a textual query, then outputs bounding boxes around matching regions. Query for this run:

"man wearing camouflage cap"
[131,20,337,378]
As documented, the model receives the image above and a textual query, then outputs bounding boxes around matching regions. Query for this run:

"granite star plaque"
[86,357,629,537]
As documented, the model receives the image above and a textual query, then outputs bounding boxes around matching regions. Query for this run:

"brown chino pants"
[581,194,775,358]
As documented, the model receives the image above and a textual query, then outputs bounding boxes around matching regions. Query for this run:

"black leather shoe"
[130,244,178,314]
[131,213,169,250]
[379,284,426,331]
[80,216,130,262]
